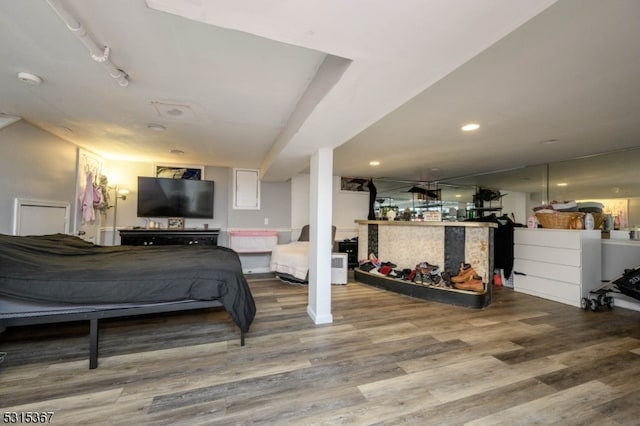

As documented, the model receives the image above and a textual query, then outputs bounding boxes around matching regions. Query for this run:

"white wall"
[3,120,635,245]
[628,198,640,228]
[227,179,291,231]
[101,160,293,247]
[0,120,77,235]
[101,160,231,238]
[501,190,527,224]
[290,173,369,242]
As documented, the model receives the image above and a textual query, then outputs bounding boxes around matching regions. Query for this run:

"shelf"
[470,207,502,211]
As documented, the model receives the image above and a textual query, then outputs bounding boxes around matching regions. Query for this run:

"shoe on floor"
[453,277,485,292]
[451,266,477,283]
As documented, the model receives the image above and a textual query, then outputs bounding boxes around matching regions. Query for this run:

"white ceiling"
[1,0,640,199]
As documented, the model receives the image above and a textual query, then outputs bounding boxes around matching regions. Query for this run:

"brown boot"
[454,276,485,292]
[451,264,476,283]
[456,262,471,274]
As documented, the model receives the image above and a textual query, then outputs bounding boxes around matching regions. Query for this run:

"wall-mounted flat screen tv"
[137,176,214,218]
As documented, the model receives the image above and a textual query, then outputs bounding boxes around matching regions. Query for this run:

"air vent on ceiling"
[151,101,198,123]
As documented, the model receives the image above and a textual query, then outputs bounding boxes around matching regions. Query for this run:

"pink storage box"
[229,230,278,253]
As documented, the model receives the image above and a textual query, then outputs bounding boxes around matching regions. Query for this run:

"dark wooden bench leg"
[89,318,99,369]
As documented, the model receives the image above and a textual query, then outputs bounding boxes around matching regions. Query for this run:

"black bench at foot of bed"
[0,297,244,369]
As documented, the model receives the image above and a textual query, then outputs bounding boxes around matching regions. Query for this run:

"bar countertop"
[355,219,497,228]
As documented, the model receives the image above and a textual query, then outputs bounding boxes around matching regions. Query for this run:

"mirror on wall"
[373,147,640,225]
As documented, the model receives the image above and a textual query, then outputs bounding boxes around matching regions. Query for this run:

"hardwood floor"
[2,276,640,425]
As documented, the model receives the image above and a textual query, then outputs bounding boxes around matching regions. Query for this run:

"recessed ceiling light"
[147,123,166,131]
[17,71,42,85]
[455,194,461,198]
[369,161,380,166]
[461,123,480,131]
[557,182,568,187]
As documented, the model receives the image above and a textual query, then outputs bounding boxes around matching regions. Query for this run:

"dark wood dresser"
[119,229,220,246]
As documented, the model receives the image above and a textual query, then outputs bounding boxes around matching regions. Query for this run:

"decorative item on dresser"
[167,217,185,229]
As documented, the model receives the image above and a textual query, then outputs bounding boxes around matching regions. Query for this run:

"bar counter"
[354,220,497,308]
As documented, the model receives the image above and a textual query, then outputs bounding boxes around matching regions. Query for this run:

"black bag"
[359,262,376,272]
[613,266,640,301]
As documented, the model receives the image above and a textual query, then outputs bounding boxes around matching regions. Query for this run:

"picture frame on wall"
[167,217,185,229]
[155,164,204,180]
[340,177,371,193]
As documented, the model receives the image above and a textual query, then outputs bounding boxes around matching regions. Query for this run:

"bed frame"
[0,297,244,369]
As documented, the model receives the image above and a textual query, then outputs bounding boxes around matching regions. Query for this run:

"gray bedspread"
[0,234,256,332]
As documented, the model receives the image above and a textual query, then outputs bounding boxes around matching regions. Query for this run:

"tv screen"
[137,176,214,218]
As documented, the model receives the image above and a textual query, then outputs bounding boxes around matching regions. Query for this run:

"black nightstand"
[337,240,359,269]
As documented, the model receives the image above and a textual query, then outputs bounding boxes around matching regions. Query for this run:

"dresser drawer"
[513,273,581,307]
[514,244,581,267]
[514,229,582,249]
[514,258,581,284]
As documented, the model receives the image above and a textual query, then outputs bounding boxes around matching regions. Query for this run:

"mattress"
[270,241,309,281]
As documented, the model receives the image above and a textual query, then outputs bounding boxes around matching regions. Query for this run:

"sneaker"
[420,261,441,275]
[379,265,393,276]
[407,269,417,281]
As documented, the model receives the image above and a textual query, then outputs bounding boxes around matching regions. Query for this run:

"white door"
[75,149,105,244]
[13,199,70,236]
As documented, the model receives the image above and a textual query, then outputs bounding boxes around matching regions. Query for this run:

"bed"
[0,233,256,368]
[270,241,311,283]
[270,225,336,284]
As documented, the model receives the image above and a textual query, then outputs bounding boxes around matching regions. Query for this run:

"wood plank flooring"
[2,275,640,425]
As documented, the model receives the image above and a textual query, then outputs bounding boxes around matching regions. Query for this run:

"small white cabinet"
[513,229,601,308]
[233,168,260,210]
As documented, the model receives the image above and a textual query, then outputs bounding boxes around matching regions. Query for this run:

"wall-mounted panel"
[233,168,260,210]
[13,199,70,236]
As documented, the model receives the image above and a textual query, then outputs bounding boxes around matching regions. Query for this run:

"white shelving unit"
[229,230,278,274]
[513,228,602,308]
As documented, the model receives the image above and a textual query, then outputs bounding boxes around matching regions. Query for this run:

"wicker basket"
[535,212,585,229]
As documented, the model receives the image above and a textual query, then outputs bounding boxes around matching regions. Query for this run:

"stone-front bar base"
[354,268,491,309]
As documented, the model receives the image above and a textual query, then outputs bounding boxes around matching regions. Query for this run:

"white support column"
[307,147,333,324]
